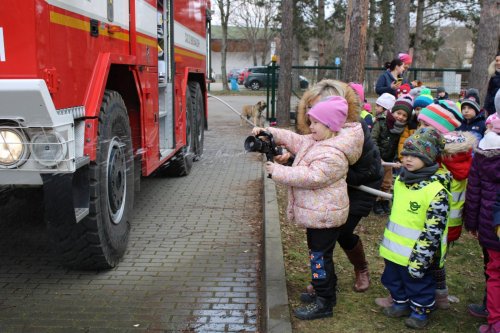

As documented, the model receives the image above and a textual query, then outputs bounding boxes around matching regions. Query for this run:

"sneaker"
[468,303,489,318]
[294,296,333,320]
[375,295,393,308]
[405,312,429,330]
[478,322,500,333]
[383,304,411,318]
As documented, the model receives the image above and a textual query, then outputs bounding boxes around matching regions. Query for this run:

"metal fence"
[266,65,471,121]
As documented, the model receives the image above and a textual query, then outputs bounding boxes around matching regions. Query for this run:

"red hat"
[398,84,411,95]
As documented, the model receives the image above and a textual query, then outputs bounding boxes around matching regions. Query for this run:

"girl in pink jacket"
[252,96,363,320]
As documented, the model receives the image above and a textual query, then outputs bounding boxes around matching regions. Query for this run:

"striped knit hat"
[418,101,463,134]
[392,96,413,119]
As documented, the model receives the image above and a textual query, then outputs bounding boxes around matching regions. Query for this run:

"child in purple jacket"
[464,94,500,333]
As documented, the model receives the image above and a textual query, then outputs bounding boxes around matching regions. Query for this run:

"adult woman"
[484,52,500,116]
[375,58,406,97]
[294,80,384,293]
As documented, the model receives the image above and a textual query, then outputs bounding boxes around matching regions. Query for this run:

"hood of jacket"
[438,131,477,180]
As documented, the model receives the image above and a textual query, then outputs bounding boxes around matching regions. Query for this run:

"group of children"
[251,79,500,331]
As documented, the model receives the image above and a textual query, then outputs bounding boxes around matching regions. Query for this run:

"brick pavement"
[0,95,267,332]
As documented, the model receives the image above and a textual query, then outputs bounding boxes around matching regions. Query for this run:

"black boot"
[373,201,384,215]
[294,296,333,320]
[382,200,391,214]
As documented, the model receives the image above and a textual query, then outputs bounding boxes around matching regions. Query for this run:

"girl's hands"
[274,150,291,165]
[252,127,266,136]
[265,161,275,174]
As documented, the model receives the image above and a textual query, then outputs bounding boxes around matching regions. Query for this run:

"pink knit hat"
[307,96,348,132]
[398,53,413,65]
[349,82,365,102]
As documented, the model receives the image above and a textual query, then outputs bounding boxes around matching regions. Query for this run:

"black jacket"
[484,70,500,116]
[347,120,384,216]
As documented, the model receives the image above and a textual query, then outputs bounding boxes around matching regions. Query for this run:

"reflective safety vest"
[379,178,449,267]
[360,110,371,120]
[439,165,467,228]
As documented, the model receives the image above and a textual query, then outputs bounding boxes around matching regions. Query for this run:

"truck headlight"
[30,131,67,167]
[0,128,29,168]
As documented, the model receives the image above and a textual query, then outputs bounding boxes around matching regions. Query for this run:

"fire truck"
[0,0,211,269]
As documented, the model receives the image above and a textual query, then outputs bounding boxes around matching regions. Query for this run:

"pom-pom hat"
[376,93,396,111]
[307,96,348,132]
[401,127,445,166]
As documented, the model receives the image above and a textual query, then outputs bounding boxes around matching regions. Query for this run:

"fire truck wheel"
[189,81,205,160]
[82,90,133,269]
[161,81,201,176]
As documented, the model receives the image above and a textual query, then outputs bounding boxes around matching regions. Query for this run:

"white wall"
[210,51,270,78]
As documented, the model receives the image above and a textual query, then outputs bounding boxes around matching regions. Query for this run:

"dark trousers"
[382,259,436,313]
[307,227,340,303]
[337,214,362,251]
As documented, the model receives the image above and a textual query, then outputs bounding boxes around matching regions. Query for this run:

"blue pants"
[381,259,436,313]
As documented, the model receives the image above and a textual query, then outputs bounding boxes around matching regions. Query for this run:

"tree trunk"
[379,0,393,64]
[317,0,327,80]
[412,0,425,68]
[393,0,411,56]
[276,0,293,127]
[469,0,500,104]
[218,1,231,91]
[342,0,369,83]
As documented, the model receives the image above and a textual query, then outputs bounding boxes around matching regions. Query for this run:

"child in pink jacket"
[252,96,363,320]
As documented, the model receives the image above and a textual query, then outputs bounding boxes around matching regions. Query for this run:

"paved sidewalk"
[0,95,292,332]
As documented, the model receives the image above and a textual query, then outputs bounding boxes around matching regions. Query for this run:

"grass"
[276,184,486,333]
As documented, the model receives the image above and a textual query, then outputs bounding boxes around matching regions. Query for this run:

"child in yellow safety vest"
[378,127,451,330]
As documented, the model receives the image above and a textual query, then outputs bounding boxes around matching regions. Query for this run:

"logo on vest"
[408,201,421,214]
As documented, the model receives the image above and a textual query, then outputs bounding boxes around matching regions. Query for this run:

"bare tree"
[393,0,411,55]
[215,0,235,90]
[469,0,500,102]
[276,0,293,127]
[412,0,425,68]
[231,0,279,66]
[342,0,369,83]
[317,0,327,80]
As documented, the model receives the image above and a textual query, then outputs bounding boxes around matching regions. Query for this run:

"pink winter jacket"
[267,123,363,229]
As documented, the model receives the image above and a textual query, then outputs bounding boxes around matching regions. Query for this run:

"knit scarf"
[398,163,439,184]
[386,111,407,134]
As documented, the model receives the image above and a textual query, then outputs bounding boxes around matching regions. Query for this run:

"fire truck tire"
[161,81,201,177]
[189,81,205,160]
[57,90,133,269]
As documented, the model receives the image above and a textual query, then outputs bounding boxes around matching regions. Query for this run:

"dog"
[240,100,267,126]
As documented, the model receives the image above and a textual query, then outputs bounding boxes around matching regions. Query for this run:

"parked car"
[243,66,309,91]
[227,68,242,82]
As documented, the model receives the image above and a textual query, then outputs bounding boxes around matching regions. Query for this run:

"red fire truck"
[0,0,211,269]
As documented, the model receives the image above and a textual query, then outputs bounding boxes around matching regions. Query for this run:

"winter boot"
[382,200,391,214]
[299,284,316,303]
[383,303,411,318]
[435,288,450,309]
[375,294,393,308]
[468,303,489,318]
[294,296,334,320]
[373,201,384,215]
[344,240,370,292]
[405,312,429,330]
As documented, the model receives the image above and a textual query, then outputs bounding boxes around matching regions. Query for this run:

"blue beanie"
[413,94,433,109]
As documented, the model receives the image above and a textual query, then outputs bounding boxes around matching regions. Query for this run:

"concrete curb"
[263,167,293,333]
